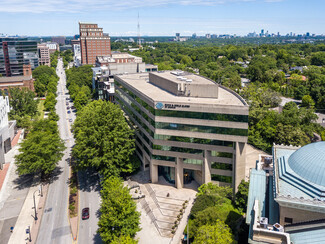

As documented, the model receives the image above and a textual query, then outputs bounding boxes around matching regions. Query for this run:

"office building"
[37,43,50,66]
[51,36,66,45]
[175,33,180,41]
[0,38,38,77]
[79,22,111,65]
[115,71,249,190]
[246,142,325,243]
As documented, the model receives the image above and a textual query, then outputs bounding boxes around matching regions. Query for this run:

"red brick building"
[79,22,111,65]
[0,64,34,92]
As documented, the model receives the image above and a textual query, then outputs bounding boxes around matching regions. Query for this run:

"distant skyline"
[0,0,324,37]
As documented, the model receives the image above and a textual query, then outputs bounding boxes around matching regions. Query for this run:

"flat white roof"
[116,72,248,107]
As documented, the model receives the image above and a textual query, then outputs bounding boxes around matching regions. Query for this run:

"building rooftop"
[246,169,267,224]
[274,142,325,204]
[116,71,248,108]
[289,142,325,187]
[0,76,33,82]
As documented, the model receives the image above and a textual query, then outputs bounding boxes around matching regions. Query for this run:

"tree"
[72,100,136,178]
[7,87,38,118]
[193,220,235,244]
[15,119,65,177]
[74,91,89,111]
[32,65,57,80]
[33,66,58,96]
[98,176,140,243]
[111,235,138,244]
[44,92,57,111]
[47,80,58,95]
[301,95,315,108]
[235,180,249,212]
[311,52,325,66]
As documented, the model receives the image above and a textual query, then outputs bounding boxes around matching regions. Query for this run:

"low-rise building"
[0,64,34,92]
[246,142,325,243]
[92,53,157,101]
[0,96,16,169]
[115,71,249,191]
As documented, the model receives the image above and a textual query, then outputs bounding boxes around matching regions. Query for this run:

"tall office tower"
[175,33,180,41]
[0,38,38,77]
[79,22,111,65]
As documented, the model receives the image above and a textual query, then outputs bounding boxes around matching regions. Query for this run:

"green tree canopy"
[98,176,140,243]
[111,235,138,244]
[235,180,249,212]
[72,100,136,178]
[7,87,38,118]
[15,119,65,177]
[193,220,235,244]
[44,92,57,111]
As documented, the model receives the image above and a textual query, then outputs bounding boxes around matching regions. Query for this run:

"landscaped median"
[68,158,79,241]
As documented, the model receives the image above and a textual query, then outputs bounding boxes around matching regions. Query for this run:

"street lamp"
[33,190,39,221]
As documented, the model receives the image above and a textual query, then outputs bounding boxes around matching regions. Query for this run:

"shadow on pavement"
[50,166,64,183]
[92,231,103,244]
[78,169,101,193]
[92,209,103,244]
[13,174,34,190]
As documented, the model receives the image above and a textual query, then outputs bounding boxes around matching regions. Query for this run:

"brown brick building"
[0,64,34,92]
[79,22,111,65]
[37,43,50,66]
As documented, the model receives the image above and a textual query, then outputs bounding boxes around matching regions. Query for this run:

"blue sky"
[0,0,324,37]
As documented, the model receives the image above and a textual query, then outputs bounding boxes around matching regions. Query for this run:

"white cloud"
[0,0,284,13]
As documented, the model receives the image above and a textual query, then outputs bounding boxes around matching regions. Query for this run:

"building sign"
[164,104,190,109]
[155,102,191,110]
[155,102,164,109]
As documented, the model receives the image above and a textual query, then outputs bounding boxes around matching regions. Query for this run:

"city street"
[78,170,102,244]
[37,59,102,244]
[36,59,73,244]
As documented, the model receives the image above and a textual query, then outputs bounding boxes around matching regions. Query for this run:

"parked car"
[82,207,89,220]
[69,119,73,122]
[67,110,71,114]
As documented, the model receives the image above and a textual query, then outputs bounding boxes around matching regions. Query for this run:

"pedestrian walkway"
[0,163,9,191]
[8,183,43,244]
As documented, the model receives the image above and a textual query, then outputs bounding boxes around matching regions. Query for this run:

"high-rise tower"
[79,22,111,65]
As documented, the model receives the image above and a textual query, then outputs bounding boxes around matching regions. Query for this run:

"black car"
[82,207,89,220]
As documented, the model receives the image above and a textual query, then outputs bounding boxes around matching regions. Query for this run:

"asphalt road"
[36,59,73,244]
[78,169,102,244]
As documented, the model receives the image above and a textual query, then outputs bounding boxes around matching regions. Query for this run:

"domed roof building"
[288,142,325,187]
[246,141,325,244]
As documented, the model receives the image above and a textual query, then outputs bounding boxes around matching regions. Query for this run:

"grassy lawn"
[37,99,45,119]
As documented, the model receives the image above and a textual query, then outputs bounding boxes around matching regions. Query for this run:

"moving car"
[82,207,89,220]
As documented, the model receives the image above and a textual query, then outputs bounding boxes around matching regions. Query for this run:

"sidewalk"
[8,183,43,244]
